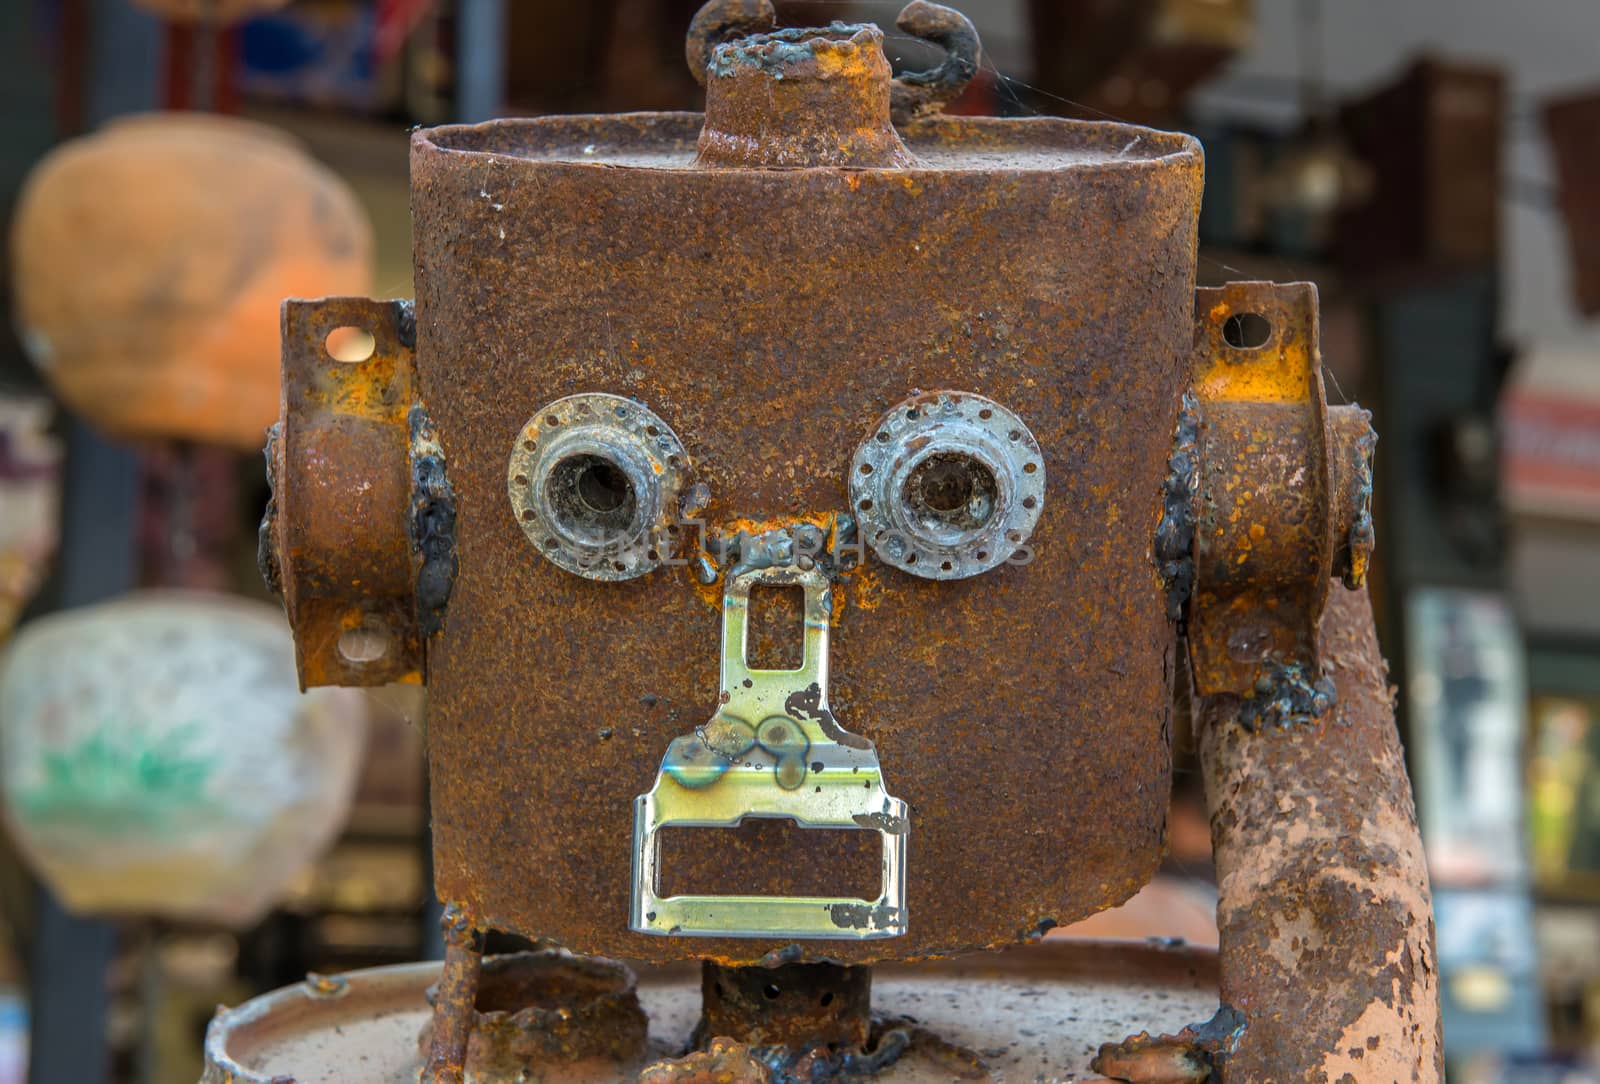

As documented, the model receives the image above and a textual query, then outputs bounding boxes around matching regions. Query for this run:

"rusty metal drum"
[403,28,1203,965]
[201,941,1222,1083]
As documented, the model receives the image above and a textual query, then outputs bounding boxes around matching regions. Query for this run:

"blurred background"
[0,0,1596,1081]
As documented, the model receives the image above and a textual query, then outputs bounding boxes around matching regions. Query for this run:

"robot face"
[248,101,1205,966]
[504,389,1046,941]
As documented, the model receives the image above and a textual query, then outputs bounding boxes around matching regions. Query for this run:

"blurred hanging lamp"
[9,112,373,450]
[1259,0,1372,244]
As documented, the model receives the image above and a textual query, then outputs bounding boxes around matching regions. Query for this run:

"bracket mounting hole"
[325,326,376,363]
[1223,311,1273,350]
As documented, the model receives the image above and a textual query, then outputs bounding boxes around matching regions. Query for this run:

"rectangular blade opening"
[656,819,881,900]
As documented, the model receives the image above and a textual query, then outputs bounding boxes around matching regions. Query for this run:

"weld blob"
[1342,419,1378,589]
[257,422,283,598]
[753,1026,911,1084]
[707,23,876,80]
[409,404,458,638]
[1154,391,1199,624]
[1237,662,1336,731]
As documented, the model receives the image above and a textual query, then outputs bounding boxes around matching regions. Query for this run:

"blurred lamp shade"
[9,112,373,450]
[0,591,368,927]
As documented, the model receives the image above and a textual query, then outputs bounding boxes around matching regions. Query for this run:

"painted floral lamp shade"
[0,592,368,927]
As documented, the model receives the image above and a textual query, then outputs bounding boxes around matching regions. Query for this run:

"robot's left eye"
[850,391,1045,580]
[507,393,689,580]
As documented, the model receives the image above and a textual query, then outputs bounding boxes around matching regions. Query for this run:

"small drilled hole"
[523,440,537,452]
[859,463,873,475]
[905,552,918,564]
[859,498,873,511]
[1223,311,1273,349]
[515,474,529,486]
[646,425,660,437]
[325,326,375,363]
[976,550,988,560]
[979,408,993,420]
[906,409,920,420]
[1023,496,1037,509]
[941,561,953,571]
[337,623,388,664]
[522,509,537,520]
[1008,429,1021,442]
[1023,462,1038,474]
[876,432,890,443]
[545,414,560,427]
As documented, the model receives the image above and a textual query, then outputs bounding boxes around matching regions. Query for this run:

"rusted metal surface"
[698,962,872,1051]
[201,940,1220,1083]
[1186,283,1334,705]
[261,5,1440,1076]
[685,0,775,87]
[886,2,981,124]
[1197,585,1443,1082]
[419,951,649,1078]
[263,296,425,688]
[1092,1006,1245,1083]
[1184,283,1378,729]
[421,908,485,1084]
[697,23,914,168]
[410,57,1204,963]
[1328,405,1377,590]
[642,1038,773,1084]
[684,1,978,130]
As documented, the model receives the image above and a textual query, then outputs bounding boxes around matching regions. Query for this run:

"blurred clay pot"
[0,591,369,927]
[10,113,373,450]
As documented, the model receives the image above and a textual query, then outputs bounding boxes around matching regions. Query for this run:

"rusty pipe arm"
[1198,585,1442,1082]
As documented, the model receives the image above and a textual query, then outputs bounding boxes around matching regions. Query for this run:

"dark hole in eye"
[901,452,998,532]
[1223,311,1273,350]
[546,453,638,538]
[764,984,781,1000]
[577,459,629,513]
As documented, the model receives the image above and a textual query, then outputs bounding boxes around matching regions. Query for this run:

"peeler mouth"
[630,563,909,940]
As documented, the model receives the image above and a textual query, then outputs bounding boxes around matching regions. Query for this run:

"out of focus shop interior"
[0,0,1597,1080]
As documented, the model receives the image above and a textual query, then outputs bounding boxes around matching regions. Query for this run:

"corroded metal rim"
[414,112,1202,172]
[203,940,1221,1083]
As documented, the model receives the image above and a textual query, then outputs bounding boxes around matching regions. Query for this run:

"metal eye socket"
[507,393,689,580]
[850,391,1044,580]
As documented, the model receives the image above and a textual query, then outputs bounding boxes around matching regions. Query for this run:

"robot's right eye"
[850,391,1046,580]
